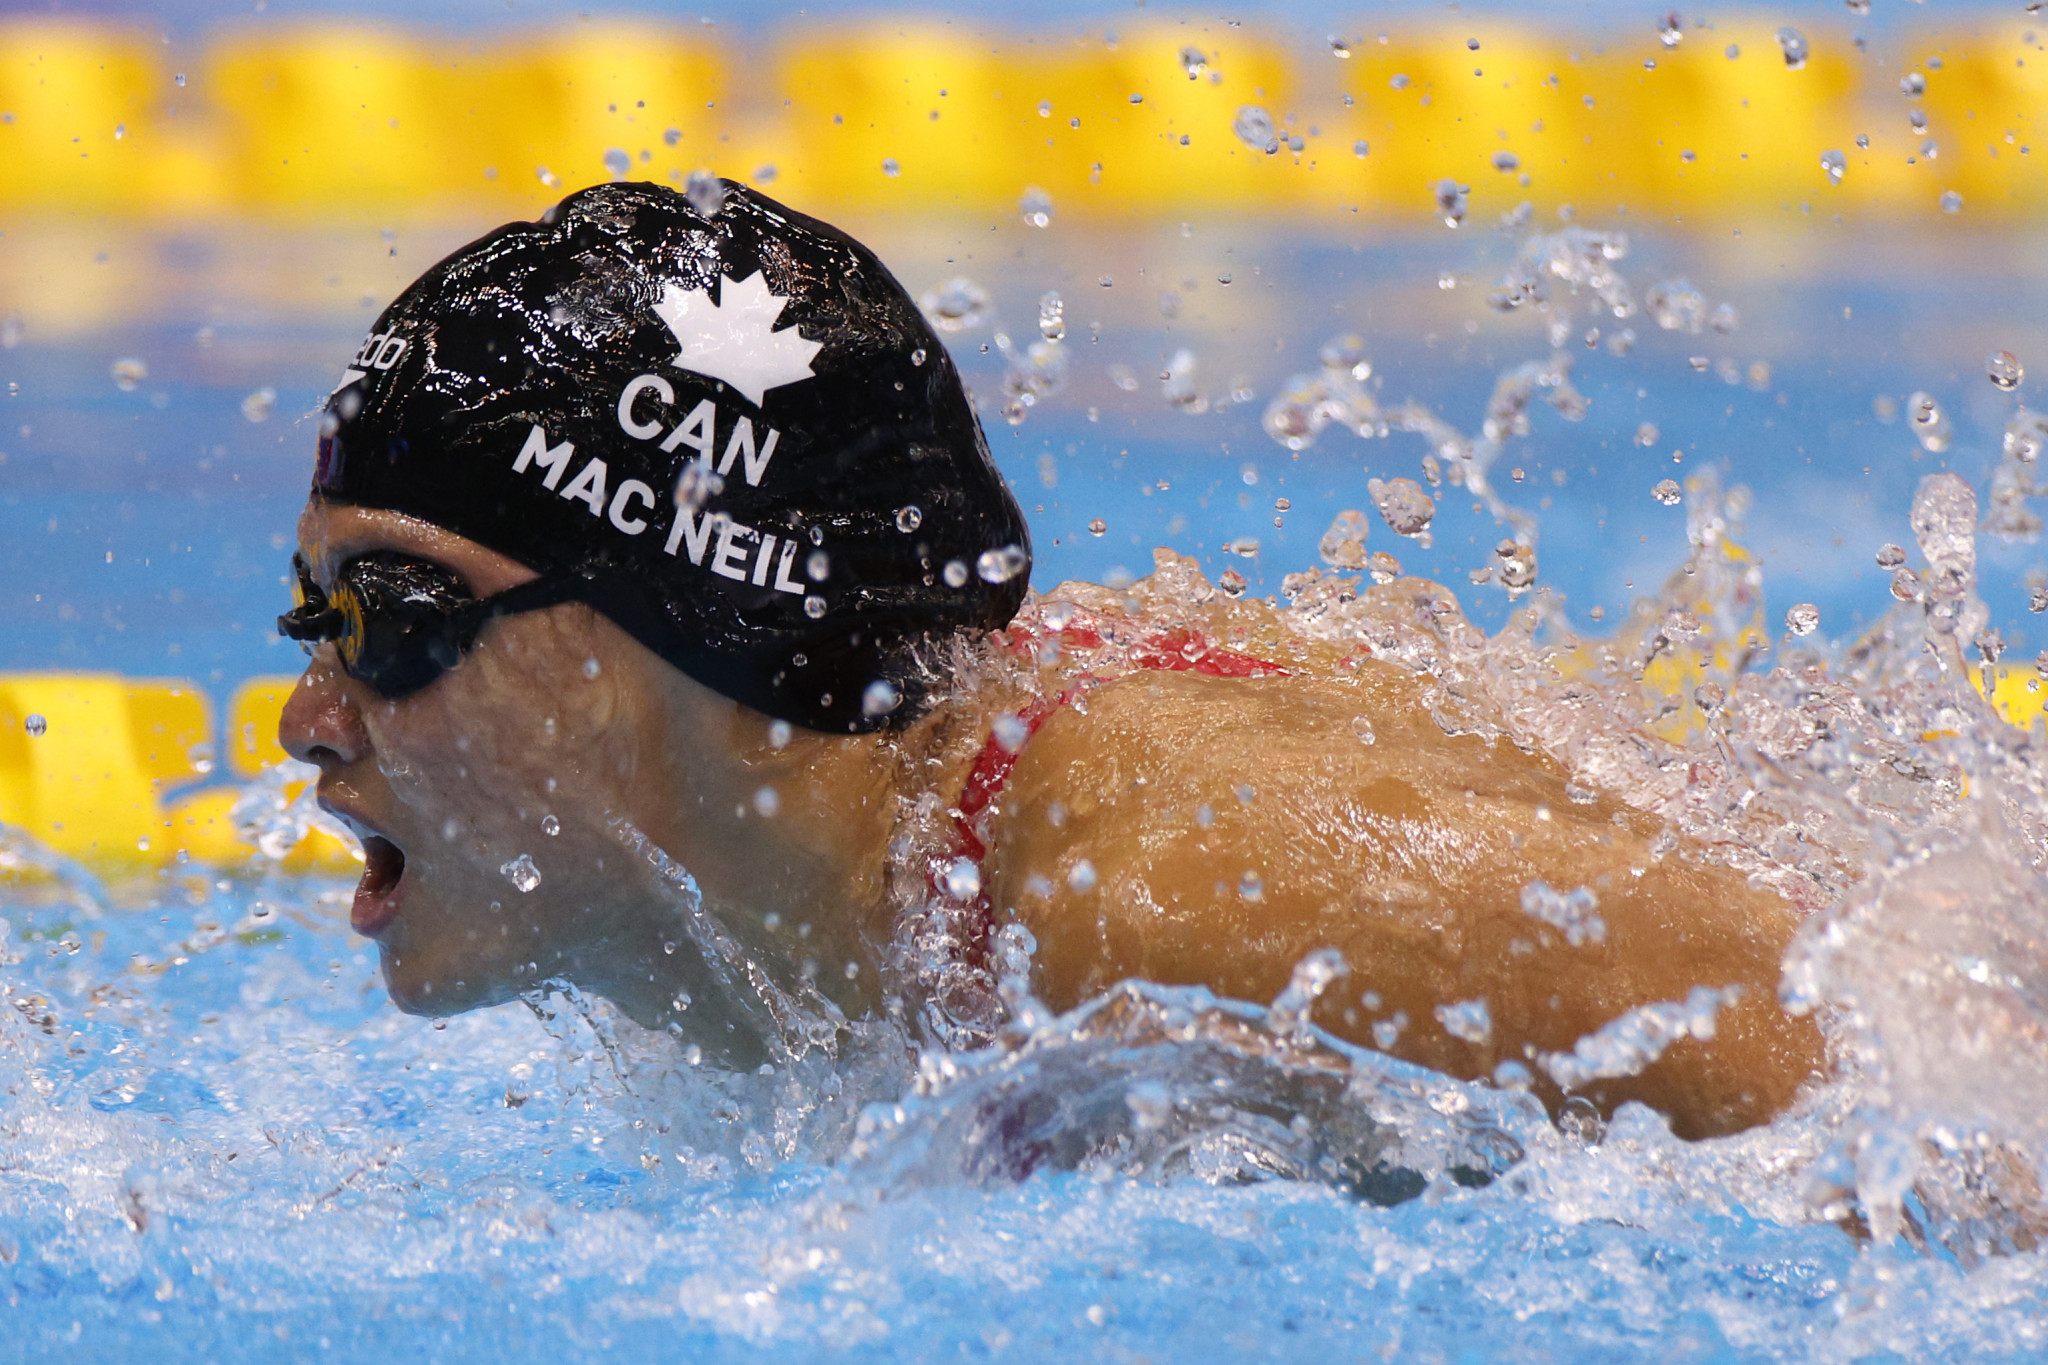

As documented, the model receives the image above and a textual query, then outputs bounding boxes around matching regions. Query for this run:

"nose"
[280,655,371,769]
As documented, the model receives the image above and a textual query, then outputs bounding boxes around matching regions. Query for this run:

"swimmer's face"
[280,502,677,1016]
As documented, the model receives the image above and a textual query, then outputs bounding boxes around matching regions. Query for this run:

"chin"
[375,917,524,1018]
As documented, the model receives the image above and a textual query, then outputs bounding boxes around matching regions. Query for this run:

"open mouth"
[353,834,409,938]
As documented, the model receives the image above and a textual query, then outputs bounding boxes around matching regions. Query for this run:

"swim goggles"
[278,553,587,698]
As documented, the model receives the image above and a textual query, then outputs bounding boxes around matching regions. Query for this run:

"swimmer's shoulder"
[978,657,1482,999]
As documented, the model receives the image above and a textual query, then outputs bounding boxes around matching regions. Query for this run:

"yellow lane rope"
[0,19,2040,224]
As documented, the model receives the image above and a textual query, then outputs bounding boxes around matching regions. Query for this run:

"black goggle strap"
[458,571,601,635]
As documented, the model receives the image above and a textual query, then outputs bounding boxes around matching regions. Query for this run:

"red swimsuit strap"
[931,618,1292,962]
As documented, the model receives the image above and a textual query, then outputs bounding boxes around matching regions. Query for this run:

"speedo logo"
[336,329,409,390]
[509,423,805,596]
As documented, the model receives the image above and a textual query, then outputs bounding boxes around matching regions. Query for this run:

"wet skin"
[281,503,895,1066]
[284,504,1826,1136]
[985,661,1828,1141]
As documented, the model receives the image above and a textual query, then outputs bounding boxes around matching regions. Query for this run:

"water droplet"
[1037,290,1065,341]
[1940,189,1964,214]
[1556,1096,1604,1146]
[1635,422,1660,447]
[767,720,793,750]
[752,785,780,817]
[1319,509,1372,568]
[1436,998,1492,1044]
[1908,392,1952,452]
[684,170,725,217]
[806,550,829,582]
[940,856,982,901]
[1433,178,1469,228]
[1776,27,1809,70]
[881,157,901,177]
[673,457,724,511]
[977,543,1028,584]
[500,853,541,893]
[2006,410,2048,463]
[1368,476,1435,537]
[1066,859,1098,892]
[895,505,923,533]
[1018,185,1053,228]
[540,814,560,836]
[1496,542,1537,593]
[23,713,46,738]
[991,712,1030,754]
[110,357,147,391]
[1693,682,1726,715]
[1876,543,1907,568]
[1350,716,1376,745]
[1238,871,1264,901]
[1329,35,1351,59]
[943,559,969,587]
[1371,1013,1407,1049]
[1820,149,1846,185]
[1652,478,1683,506]
[803,595,827,619]
[1218,568,1247,598]
[1223,536,1261,558]
[174,72,186,86]
[1179,46,1208,79]
[240,387,276,423]
[1353,140,1369,157]
[1232,106,1279,153]
[2032,587,2048,613]
[1785,602,1821,637]
[1657,12,1684,47]
[1646,279,1706,332]
[1087,518,1107,537]
[1367,550,1402,585]
[581,657,601,680]
[918,277,990,333]
[1492,150,1520,173]
[1901,71,1927,97]
[1988,350,2024,391]
[861,679,902,718]
[1038,99,1053,117]
[1318,334,1371,382]
[602,147,630,179]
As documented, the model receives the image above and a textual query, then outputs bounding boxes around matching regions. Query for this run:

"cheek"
[363,623,645,876]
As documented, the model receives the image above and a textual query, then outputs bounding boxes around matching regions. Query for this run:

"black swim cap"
[312,180,1030,733]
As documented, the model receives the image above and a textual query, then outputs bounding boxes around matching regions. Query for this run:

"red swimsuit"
[933,614,1294,958]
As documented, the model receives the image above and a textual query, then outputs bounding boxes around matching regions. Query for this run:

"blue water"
[5,863,2044,1363]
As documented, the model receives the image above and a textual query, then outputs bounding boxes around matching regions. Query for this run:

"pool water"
[8,183,2048,1364]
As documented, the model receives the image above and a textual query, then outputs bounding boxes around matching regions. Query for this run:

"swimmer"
[281,181,1824,1142]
